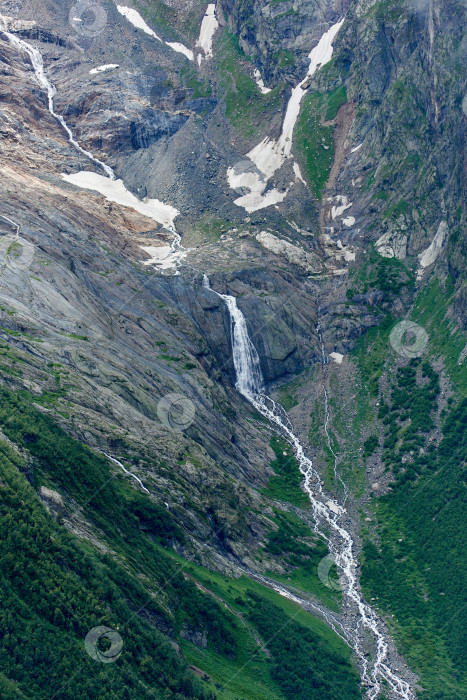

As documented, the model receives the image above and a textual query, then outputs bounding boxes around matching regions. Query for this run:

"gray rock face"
[218,0,350,83]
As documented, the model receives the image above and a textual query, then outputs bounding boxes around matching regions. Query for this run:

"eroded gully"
[202,275,415,700]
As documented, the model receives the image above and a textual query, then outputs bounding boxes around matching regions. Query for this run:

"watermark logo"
[317,554,343,591]
[389,320,428,358]
[69,1,107,38]
[157,393,196,431]
[0,235,34,272]
[84,626,123,663]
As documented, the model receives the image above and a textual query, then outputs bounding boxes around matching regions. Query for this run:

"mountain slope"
[0,0,465,698]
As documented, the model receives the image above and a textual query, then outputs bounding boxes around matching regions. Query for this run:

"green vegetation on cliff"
[215,30,281,138]
[0,384,360,699]
[262,436,309,506]
[353,279,467,699]
[0,438,215,700]
[361,398,467,699]
[246,591,360,700]
[295,87,347,198]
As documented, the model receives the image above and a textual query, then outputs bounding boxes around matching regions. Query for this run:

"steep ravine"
[203,275,416,699]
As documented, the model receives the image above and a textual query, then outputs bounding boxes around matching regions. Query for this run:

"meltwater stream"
[0,16,114,180]
[0,19,186,265]
[203,275,414,700]
[317,315,349,501]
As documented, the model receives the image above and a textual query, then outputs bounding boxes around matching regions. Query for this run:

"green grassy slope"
[350,274,467,699]
[0,384,361,699]
[295,87,347,199]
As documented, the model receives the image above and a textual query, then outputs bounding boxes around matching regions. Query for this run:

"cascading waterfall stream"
[0,213,21,236]
[202,276,264,397]
[317,315,348,501]
[0,17,187,263]
[104,453,150,494]
[0,16,115,180]
[203,274,414,700]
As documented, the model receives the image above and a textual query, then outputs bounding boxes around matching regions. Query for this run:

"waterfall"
[0,17,115,180]
[203,274,414,700]
[0,12,414,696]
[202,275,263,397]
[317,315,348,499]
[104,453,149,494]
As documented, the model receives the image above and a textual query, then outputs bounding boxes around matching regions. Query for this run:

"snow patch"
[331,195,352,220]
[116,5,162,41]
[196,3,218,60]
[166,42,194,61]
[417,220,447,276]
[350,142,363,153]
[0,15,36,31]
[336,239,356,261]
[342,216,355,227]
[330,352,344,364]
[90,64,119,74]
[253,68,272,94]
[227,165,288,212]
[61,171,179,230]
[116,4,193,60]
[293,163,306,185]
[139,245,186,270]
[227,19,344,213]
[293,162,306,184]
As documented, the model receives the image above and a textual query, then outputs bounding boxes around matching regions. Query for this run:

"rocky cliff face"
[0,0,465,697]
[219,0,349,83]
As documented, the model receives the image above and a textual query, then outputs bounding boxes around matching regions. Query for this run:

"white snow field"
[61,171,180,230]
[331,195,352,219]
[90,64,119,74]
[417,220,447,278]
[196,3,218,63]
[116,5,162,40]
[139,244,186,270]
[166,42,194,60]
[227,19,344,212]
[253,68,272,94]
[116,5,193,60]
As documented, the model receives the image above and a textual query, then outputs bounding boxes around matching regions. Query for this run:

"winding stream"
[104,453,150,494]
[0,16,114,179]
[317,315,349,500]
[203,275,414,700]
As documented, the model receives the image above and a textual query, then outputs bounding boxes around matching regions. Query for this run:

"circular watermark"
[0,235,35,272]
[84,626,123,663]
[69,1,107,38]
[389,320,428,358]
[157,393,196,431]
[317,554,343,591]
